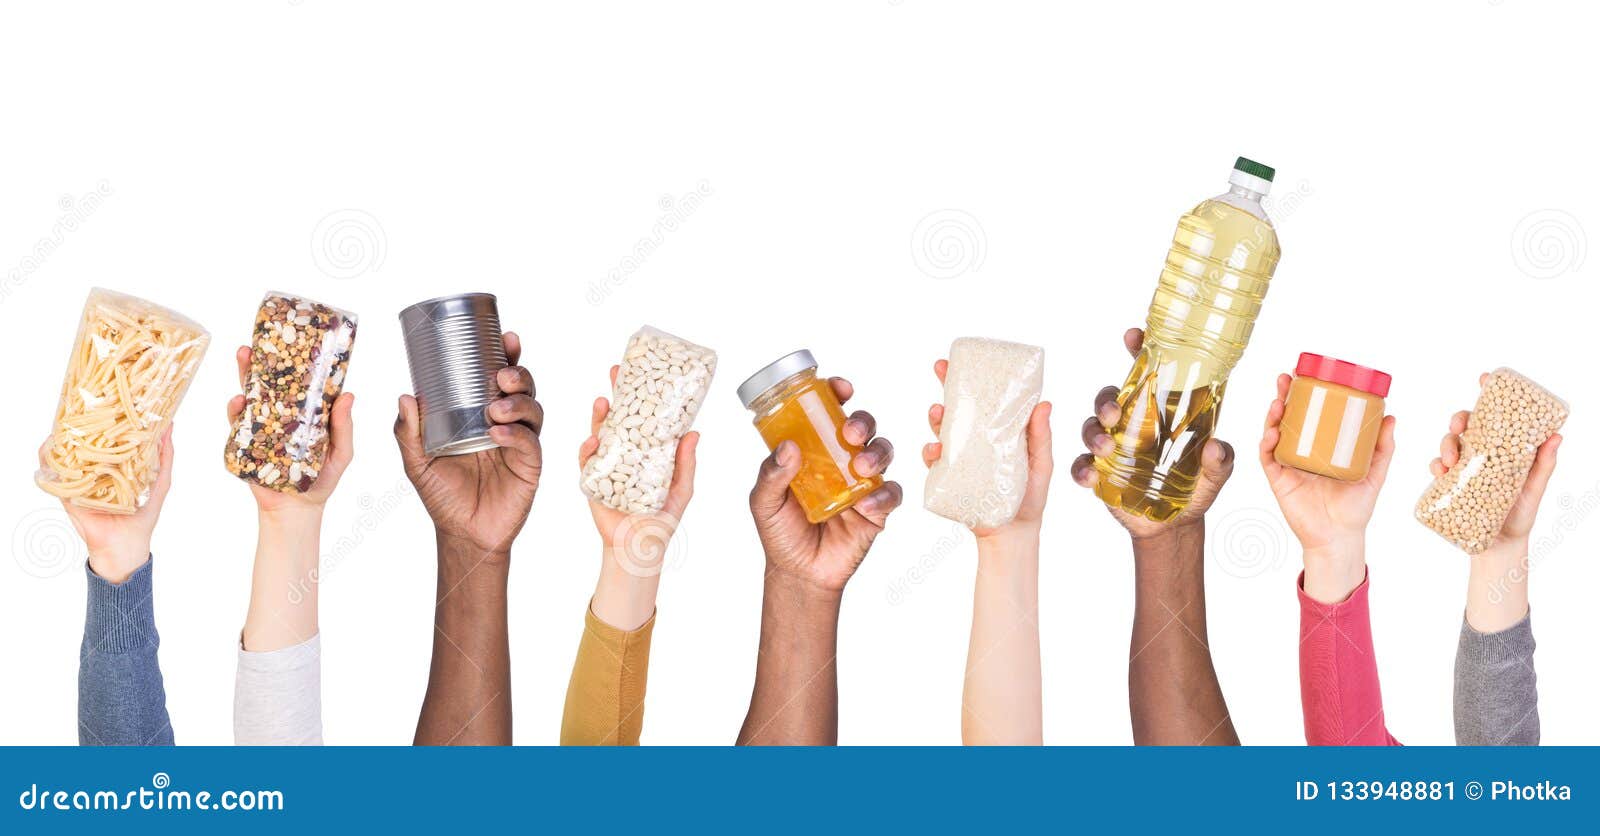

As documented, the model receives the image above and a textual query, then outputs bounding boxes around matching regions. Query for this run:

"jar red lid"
[1294,353,1392,398]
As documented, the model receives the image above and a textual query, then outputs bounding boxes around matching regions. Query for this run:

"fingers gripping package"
[581,327,716,513]
[225,292,357,492]
[1414,368,1568,554]
[36,289,211,513]
[924,338,1045,529]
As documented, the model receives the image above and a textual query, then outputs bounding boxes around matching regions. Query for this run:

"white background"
[2,1,1595,746]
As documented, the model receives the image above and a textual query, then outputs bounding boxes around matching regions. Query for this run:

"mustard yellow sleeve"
[560,604,656,745]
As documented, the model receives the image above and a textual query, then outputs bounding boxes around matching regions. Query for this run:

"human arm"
[1437,397,1561,746]
[66,427,176,746]
[737,377,903,745]
[1070,327,1238,746]
[228,345,356,745]
[920,358,1054,745]
[561,370,700,745]
[396,332,543,746]
[1257,371,1400,745]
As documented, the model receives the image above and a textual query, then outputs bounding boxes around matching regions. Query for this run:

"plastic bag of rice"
[924,337,1044,529]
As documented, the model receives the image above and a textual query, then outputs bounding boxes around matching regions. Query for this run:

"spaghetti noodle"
[36,289,209,513]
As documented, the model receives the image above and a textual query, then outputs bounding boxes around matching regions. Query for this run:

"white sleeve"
[233,633,323,745]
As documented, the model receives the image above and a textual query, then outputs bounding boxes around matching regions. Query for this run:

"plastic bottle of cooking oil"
[1094,157,1281,522]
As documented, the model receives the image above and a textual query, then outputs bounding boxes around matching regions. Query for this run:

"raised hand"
[394,331,543,556]
[1069,327,1236,540]
[577,364,698,627]
[41,427,174,584]
[226,346,355,514]
[747,376,903,593]
[1259,371,1396,603]
[922,358,1054,541]
[1439,373,1563,633]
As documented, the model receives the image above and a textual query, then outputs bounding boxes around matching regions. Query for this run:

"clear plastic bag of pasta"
[1414,368,1568,554]
[225,291,357,493]
[36,289,210,514]
[924,337,1044,529]
[580,326,717,513]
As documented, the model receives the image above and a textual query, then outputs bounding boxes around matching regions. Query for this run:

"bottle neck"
[1228,183,1266,202]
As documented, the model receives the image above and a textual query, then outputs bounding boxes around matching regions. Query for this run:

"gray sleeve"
[233,633,323,745]
[1453,611,1539,746]
[78,559,174,746]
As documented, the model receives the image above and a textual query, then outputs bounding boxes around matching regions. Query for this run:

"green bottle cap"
[1233,157,1275,182]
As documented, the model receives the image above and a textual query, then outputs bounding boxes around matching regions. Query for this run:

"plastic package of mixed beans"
[224,291,357,493]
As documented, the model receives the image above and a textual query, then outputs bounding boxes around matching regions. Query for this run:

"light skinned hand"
[1069,327,1235,540]
[921,358,1054,540]
[578,364,699,576]
[1259,372,1398,551]
[394,331,544,555]
[39,425,175,584]
[749,377,904,593]
[1430,372,1563,555]
[225,346,355,516]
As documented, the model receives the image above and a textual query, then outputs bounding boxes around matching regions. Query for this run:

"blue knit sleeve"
[78,558,174,746]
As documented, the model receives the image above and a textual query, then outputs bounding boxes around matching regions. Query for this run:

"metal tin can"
[399,293,508,457]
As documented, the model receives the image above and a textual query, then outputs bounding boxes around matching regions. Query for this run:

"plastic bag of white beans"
[924,337,1044,529]
[1414,368,1568,555]
[580,326,717,514]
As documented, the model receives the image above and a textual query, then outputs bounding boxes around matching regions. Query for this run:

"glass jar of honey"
[1273,353,1391,481]
[738,350,882,523]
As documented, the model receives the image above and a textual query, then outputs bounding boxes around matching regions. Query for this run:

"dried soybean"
[1414,368,1568,554]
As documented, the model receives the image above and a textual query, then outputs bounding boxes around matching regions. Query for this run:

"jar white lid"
[737,349,817,408]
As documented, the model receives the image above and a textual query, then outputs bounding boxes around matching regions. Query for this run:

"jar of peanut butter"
[1274,354,1391,481]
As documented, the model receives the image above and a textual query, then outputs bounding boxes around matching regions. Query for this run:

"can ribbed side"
[399,293,507,456]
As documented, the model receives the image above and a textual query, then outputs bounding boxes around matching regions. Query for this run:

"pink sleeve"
[1298,571,1401,746]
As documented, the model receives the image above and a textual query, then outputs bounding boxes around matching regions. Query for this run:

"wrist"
[437,531,512,572]
[1300,536,1367,604]
[975,525,1041,573]
[763,566,844,610]
[86,543,151,585]
[258,503,324,529]
[593,553,661,631]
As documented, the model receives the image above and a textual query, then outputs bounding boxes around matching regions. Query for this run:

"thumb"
[393,394,428,473]
[748,441,800,522]
[1189,438,1235,511]
[1363,415,1398,490]
[146,424,176,511]
[1504,434,1561,535]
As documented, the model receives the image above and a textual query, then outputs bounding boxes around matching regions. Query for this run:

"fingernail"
[853,451,878,474]
[856,494,878,514]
